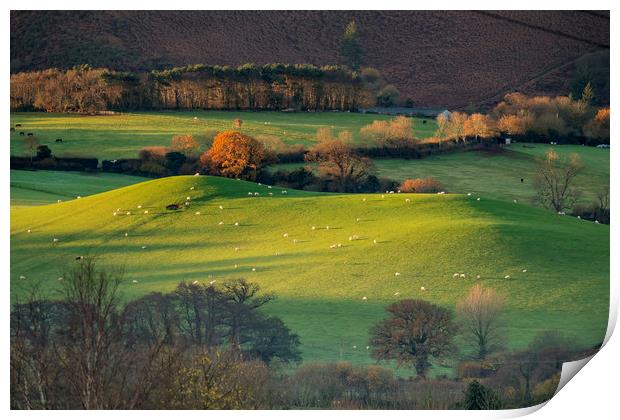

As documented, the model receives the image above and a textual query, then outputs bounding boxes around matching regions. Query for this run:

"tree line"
[10,63,374,113]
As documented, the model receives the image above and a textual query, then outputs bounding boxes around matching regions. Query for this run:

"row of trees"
[10,64,374,113]
[436,92,610,144]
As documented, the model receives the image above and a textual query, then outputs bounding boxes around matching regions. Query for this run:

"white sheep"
[476,275,481,279]
[186,196,191,201]
[362,296,367,301]
[326,226,330,230]
[337,243,342,248]
[405,198,410,203]
[251,268,256,272]
[282,190,288,195]
[254,192,259,196]
[268,192,273,196]
[293,239,298,244]
[283,233,289,238]
[52,238,59,243]
[504,275,510,279]
[132,280,139,284]
[248,192,253,196]
[268,186,272,189]
[420,286,426,291]
[362,198,366,202]
[19,275,26,280]
[190,186,195,190]
[77,196,82,199]
[194,173,200,176]
[141,246,147,249]
[27,229,31,233]
[185,201,190,205]
[144,210,149,214]
[219,221,224,225]
[330,244,337,249]
[113,212,117,216]
[192,280,199,285]
[195,211,201,215]
[453,273,459,278]
[312,226,316,230]
[356,217,361,222]
[522,269,528,273]
[209,280,217,285]
[476,197,481,201]
[126,211,131,215]
[394,292,400,296]
[137,205,142,209]
[124,232,128,237]
[234,264,238,268]
[513,200,518,204]
[57,277,63,281]
[234,222,239,226]
[373,239,377,245]
[460,274,466,278]
[381,194,385,199]
[57,199,62,203]
[395,272,401,277]
[235,247,240,251]
[467,193,472,196]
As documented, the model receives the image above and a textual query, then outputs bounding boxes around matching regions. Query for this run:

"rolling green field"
[10,111,437,160]
[10,170,148,207]
[10,175,609,370]
[271,143,610,207]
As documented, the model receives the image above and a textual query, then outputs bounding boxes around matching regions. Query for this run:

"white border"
[3,2,617,419]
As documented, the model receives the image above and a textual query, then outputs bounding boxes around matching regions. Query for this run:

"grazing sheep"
[52,238,59,243]
[144,210,149,214]
[185,202,190,206]
[405,198,411,203]
[27,229,31,233]
[219,221,224,225]
[438,191,445,195]
[190,187,195,190]
[460,274,466,278]
[353,345,357,349]
[195,211,201,215]
[337,243,342,247]
[394,292,400,296]
[282,190,288,195]
[577,216,581,219]
[293,239,298,244]
[19,275,26,280]
[234,222,239,226]
[113,212,117,216]
[366,346,371,350]
[117,208,121,212]
[381,195,385,199]
[141,246,147,249]
[362,296,367,301]
[124,232,128,237]
[234,264,238,268]
[251,268,256,272]
[356,217,361,222]
[476,275,481,279]
[254,192,259,196]
[283,233,289,238]
[76,196,82,199]
[194,173,200,176]
[57,199,62,203]
[467,193,472,196]
[209,280,217,285]
[595,220,600,224]
[258,183,262,186]
[420,286,426,291]
[57,277,63,281]
[373,239,377,245]
[395,272,401,277]
[476,197,481,201]
[504,275,510,279]
[192,280,199,285]
[268,192,273,196]
[126,211,131,215]
[248,192,253,196]
[453,273,459,278]
[330,244,337,249]
[234,247,240,251]
[312,226,316,230]
[186,196,191,201]
[326,226,330,230]
[137,205,142,209]
[513,200,518,204]
[522,269,528,273]
[268,186,272,189]
[219,205,224,210]
[132,280,139,284]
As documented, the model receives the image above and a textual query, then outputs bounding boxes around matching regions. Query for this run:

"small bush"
[400,178,444,193]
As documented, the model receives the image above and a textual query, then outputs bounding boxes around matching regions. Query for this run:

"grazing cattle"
[10,127,15,132]
[422,120,427,124]
[166,203,181,210]
[27,133,34,136]
[75,256,83,260]
[55,138,63,143]
[15,124,22,127]
[19,132,24,136]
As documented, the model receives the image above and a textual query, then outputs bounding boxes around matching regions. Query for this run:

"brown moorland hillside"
[10,10,609,108]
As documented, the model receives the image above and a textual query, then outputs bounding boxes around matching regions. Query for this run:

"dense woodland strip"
[10,64,373,113]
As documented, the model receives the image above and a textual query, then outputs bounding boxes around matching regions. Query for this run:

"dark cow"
[27,133,34,136]
[19,132,25,136]
[15,124,22,127]
[166,203,181,210]
[422,120,427,124]
[75,256,84,261]
[10,127,15,132]
[55,138,63,143]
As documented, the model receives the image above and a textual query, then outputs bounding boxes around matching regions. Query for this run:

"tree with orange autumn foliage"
[201,131,266,180]
[171,134,200,157]
[464,113,497,141]
[584,108,610,140]
[496,113,532,136]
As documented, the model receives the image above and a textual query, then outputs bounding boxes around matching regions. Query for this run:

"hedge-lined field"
[10,111,437,160]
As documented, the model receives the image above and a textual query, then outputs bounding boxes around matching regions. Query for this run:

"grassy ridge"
[10,111,437,160]
[10,175,609,368]
[10,170,148,207]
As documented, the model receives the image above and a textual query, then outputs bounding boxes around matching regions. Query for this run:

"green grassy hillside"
[10,175,609,368]
[10,170,148,207]
[10,111,436,160]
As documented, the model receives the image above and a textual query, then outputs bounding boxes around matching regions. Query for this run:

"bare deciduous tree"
[534,150,583,212]
[456,284,505,360]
